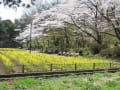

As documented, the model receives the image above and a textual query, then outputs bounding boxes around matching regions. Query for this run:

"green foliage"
[0,82,8,90]
[100,48,113,57]
[90,43,108,54]
[105,81,117,87]
[78,48,92,56]
[0,20,20,48]
[100,46,120,58]
[14,78,38,89]
[1,72,120,90]
[113,46,120,57]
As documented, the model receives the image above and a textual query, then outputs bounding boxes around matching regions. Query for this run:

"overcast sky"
[0,5,23,22]
[0,0,32,21]
[0,0,65,22]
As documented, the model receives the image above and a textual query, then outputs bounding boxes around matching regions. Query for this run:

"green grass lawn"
[1,72,120,90]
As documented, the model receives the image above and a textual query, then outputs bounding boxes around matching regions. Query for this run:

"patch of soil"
[100,77,113,81]
[10,60,23,73]
[0,60,9,74]
[94,76,113,86]
[0,52,23,73]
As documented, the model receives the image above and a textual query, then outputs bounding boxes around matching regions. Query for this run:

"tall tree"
[0,20,20,47]
[83,0,120,40]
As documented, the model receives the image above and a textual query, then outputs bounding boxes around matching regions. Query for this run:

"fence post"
[50,64,53,72]
[75,64,77,71]
[22,65,24,73]
[110,63,112,69]
[93,63,96,70]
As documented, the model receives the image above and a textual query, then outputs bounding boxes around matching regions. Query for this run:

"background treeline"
[22,23,120,58]
[21,0,120,58]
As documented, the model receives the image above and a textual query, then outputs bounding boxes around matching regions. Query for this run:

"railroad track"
[0,68,119,79]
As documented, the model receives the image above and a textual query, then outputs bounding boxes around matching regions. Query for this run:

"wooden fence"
[0,63,120,79]
[0,63,120,74]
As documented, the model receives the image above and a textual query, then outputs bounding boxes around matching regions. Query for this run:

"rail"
[0,63,120,78]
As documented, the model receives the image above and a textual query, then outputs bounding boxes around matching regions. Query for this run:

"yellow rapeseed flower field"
[0,48,115,73]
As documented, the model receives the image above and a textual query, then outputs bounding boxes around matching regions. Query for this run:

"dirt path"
[0,60,9,74]
[10,60,22,73]
[0,52,22,73]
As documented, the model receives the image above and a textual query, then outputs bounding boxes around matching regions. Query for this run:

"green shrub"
[100,46,120,58]
[100,48,113,57]
[90,43,108,54]
[78,48,92,56]
[113,46,120,57]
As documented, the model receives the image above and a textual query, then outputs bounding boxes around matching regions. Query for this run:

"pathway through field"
[0,60,9,74]
[10,60,22,73]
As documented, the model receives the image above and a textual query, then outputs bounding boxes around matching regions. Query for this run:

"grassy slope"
[1,72,120,90]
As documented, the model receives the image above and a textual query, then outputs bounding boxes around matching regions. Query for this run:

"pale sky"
[0,4,23,22]
[0,0,36,22]
[0,0,64,22]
